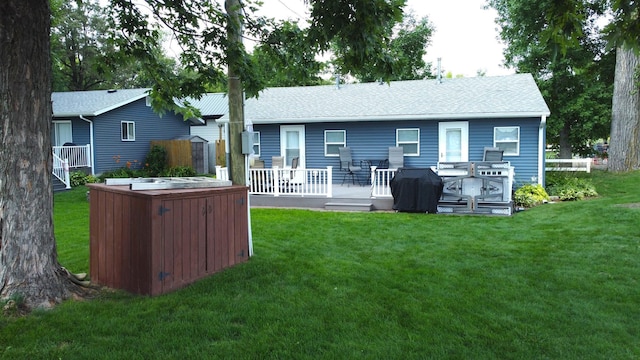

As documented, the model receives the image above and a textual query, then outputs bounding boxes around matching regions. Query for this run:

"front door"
[439,121,469,162]
[280,125,305,182]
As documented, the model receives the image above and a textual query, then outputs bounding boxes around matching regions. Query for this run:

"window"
[252,131,261,156]
[121,121,135,141]
[396,128,420,156]
[325,130,346,156]
[494,126,519,156]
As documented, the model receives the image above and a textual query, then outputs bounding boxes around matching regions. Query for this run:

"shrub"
[162,166,196,177]
[514,184,550,208]
[69,171,100,187]
[546,176,598,201]
[144,145,168,177]
[98,167,144,182]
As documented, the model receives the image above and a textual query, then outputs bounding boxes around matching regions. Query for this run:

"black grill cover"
[390,168,443,213]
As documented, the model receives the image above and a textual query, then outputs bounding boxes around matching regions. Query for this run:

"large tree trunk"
[1,0,79,310]
[609,47,640,172]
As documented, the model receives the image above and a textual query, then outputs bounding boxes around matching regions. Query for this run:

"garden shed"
[151,135,209,174]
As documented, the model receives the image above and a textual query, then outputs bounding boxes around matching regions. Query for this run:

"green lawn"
[2,170,639,359]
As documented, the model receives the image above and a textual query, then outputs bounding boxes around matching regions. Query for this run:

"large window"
[494,126,519,155]
[325,130,346,156]
[121,121,135,141]
[396,128,420,156]
[252,131,261,156]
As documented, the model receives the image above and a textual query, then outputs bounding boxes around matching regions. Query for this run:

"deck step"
[324,202,373,212]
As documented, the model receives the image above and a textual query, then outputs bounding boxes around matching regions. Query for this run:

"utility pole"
[225,0,246,185]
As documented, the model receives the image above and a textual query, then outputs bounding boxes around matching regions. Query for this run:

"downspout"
[79,115,96,175]
[538,115,547,186]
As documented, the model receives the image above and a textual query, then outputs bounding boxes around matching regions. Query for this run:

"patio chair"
[339,147,363,186]
[272,156,284,168]
[483,147,504,161]
[388,146,404,170]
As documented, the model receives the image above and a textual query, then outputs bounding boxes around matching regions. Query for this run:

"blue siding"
[92,98,191,173]
[254,117,541,186]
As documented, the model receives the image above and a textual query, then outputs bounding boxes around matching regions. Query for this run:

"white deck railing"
[371,167,396,198]
[52,144,91,168]
[248,166,333,197]
[215,165,230,181]
[546,158,592,173]
[52,152,71,189]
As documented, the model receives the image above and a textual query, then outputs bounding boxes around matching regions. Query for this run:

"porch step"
[52,177,68,192]
[324,201,373,212]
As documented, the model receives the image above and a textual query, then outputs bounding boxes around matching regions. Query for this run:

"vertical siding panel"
[89,188,100,282]
[234,191,248,263]
[162,200,175,293]
[120,195,131,292]
[206,197,216,273]
[198,198,208,276]
[172,200,183,288]
[111,194,123,289]
[215,195,228,270]
[103,192,114,286]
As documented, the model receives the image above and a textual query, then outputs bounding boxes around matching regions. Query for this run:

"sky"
[257,0,514,77]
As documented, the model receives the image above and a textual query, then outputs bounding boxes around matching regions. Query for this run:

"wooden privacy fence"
[151,140,192,168]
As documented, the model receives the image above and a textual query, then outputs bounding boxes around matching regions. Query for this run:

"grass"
[1,170,639,359]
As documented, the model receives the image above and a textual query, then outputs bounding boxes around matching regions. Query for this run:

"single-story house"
[52,88,203,175]
[218,73,551,187]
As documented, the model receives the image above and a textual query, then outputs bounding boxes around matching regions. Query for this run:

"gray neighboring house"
[218,73,551,186]
[52,88,202,175]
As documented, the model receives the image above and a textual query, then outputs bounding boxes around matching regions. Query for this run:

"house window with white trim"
[494,126,519,155]
[325,130,346,156]
[121,121,135,141]
[252,131,261,156]
[397,128,420,156]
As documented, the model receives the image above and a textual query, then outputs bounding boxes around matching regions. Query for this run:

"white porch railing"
[546,158,592,173]
[52,152,71,189]
[215,165,230,181]
[248,166,333,197]
[52,144,91,168]
[371,167,396,198]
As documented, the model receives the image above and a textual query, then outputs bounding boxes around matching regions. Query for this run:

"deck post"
[327,166,333,198]
[63,159,71,189]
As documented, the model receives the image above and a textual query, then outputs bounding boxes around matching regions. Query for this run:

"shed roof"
[220,73,550,124]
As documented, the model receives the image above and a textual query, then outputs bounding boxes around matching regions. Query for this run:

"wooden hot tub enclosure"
[87,183,249,296]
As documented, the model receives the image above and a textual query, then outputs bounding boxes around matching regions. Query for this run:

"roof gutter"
[222,111,552,124]
[79,115,96,175]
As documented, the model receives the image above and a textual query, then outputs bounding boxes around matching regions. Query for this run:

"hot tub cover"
[390,168,443,213]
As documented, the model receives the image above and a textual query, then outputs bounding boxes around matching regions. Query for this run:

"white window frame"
[494,126,520,156]
[396,128,420,156]
[324,130,346,157]
[121,121,136,141]
[252,131,261,156]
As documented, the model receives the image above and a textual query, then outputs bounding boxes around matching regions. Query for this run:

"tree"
[608,46,640,171]
[348,12,434,82]
[50,0,180,91]
[605,1,640,171]
[1,0,407,310]
[487,0,614,158]
[1,0,84,310]
[250,21,328,87]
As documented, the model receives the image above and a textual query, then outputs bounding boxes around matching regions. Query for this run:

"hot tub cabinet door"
[153,190,249,295]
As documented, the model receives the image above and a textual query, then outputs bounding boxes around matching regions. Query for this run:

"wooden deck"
[250,184,394,211]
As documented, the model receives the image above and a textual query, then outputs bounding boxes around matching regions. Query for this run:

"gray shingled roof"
[220,73,550,124]
[52,88,227,119]
[52,88,150,117]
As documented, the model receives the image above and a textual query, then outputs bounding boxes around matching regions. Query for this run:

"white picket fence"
[545,158,592,173]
